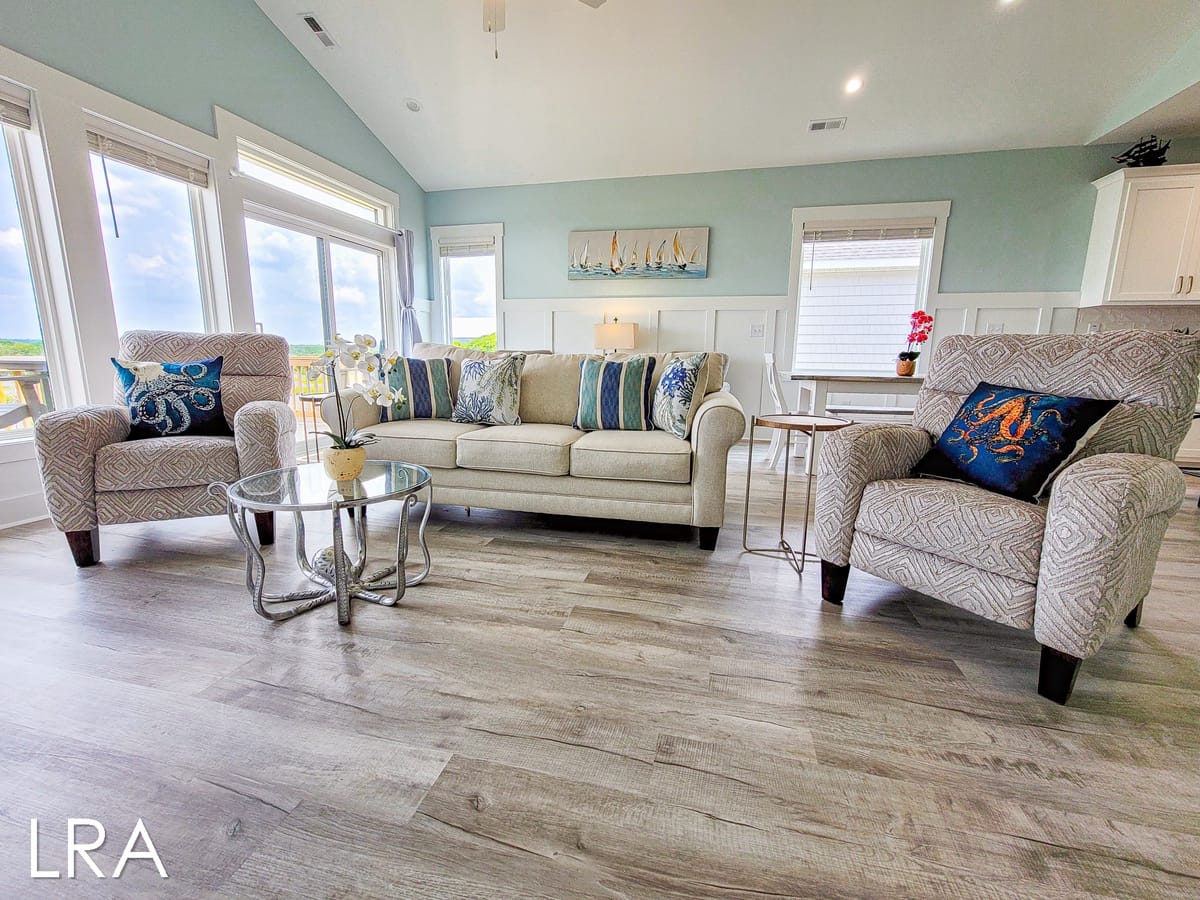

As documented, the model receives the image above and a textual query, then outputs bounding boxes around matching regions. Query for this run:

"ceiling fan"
[483,0,607,58]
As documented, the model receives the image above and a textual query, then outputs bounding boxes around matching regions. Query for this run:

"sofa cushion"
[95,435,239,491]
[369,419,486,469]
[519,353,588,425]
[457,424,582,476]
[853,478,1047,584]
[570,430,692,484]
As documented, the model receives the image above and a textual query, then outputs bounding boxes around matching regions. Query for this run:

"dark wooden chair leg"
[1038,645,1082,705]
[254,512,276,546]
[65,528,100,567]
[698,527,719,551]
[1124,600,1144,628]
[821,560,850,605]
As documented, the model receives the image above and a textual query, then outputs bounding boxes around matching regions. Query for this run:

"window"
[431,224,503,351]
[238,146,384,224]
[790,203,949,373]
[244,215,385,405]
[0,96,55,434]
[88,127,213,334]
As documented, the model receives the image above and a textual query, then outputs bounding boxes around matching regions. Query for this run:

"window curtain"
[395,229,422,355]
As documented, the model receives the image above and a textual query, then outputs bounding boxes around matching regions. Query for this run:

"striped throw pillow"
[574,355,656,431]
[383,357,454,421]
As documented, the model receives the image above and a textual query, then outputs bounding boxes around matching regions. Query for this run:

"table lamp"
[594,318,638,355]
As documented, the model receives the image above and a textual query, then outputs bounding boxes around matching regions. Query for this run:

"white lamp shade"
[594,321,638,351]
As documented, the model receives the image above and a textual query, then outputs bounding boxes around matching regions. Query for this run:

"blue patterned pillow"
[575,355,656,431]
[112,356,230,439]
[913,381,1118,503]
[383,357,453,421]
[651,353,709,438]
[451,354,526,425]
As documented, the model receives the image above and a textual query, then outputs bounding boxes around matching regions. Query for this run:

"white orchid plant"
[309,333,405,450]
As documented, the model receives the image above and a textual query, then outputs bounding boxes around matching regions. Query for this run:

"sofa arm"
[234,400,297,477]
[320,391,383,435]
[1035,453,1184,659]
[34,405,131,532]
[690,391,746,527]
[813,423,932,566]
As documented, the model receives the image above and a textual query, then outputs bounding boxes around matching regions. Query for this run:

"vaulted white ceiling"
[254,0,1200,191]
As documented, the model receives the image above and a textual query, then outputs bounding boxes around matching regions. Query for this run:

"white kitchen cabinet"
[1080,164,1200,306]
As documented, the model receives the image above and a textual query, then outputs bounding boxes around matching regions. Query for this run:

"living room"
[2,1,1200,895]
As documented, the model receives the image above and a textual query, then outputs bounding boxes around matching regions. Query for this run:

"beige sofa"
[323,343,746,548]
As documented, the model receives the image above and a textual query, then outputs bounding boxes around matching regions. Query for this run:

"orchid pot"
[322,446,367,481]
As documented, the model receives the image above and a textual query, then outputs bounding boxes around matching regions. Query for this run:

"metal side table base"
[741,414,850,577]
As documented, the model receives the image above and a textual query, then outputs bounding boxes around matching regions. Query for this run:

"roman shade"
[86,124,211,188]
[0,79,32,131]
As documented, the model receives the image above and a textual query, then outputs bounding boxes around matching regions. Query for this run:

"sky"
[0,137,387,354]
[444,254,496,341]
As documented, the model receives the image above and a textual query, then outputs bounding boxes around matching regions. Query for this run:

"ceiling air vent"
[301,14,336,48]
[808,117,847,133]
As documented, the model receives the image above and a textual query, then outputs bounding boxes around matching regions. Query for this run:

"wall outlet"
[985,323,1005,335]
[1086,323,1101,334]
[749,323,765,338]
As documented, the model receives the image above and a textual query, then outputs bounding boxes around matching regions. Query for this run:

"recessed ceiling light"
[405,98,422,113]
[845,76,864,94]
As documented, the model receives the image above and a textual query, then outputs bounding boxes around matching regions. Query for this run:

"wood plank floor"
[1,448,1199,897]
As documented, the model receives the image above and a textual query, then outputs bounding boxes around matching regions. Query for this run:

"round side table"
[741,414,850,575]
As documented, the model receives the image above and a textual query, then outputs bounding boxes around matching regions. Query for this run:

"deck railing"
[0,357,52,433]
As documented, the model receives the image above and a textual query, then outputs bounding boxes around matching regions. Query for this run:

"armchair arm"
[234,400,297,477]
[1035,453,1184,659]
[814,423,932,566]
[320,392,383,435]
[34,405,131,532]
[690,391,746,527]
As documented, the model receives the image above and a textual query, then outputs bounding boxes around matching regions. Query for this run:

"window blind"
[438,238,495,258]
[86,128,210,188]
[801,216,936,243]
[0,80,32,131]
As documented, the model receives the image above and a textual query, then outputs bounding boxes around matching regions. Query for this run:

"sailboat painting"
[568,227,708,280]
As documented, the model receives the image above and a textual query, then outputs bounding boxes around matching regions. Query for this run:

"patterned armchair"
[815,330,1200,704]
[34,331,296,567]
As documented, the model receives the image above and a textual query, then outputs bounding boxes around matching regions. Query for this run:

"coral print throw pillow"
[112,356,230,439]
[450,354,526,425]
[913,381,1118,503]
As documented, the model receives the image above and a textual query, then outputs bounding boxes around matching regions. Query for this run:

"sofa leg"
[1124,600,1144,628]
[65,528,100,567]
[1038,645,1082,705]
[698,527,719,551]
[821,560,850,605]
[254,512,275,546]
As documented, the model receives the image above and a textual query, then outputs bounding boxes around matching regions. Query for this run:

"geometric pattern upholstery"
[817,329,1200,662]
[854,478,1046,584]
[96,436,239,491]
[36,330,296,534]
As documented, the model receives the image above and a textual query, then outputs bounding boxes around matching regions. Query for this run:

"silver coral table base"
[220,487,432,625]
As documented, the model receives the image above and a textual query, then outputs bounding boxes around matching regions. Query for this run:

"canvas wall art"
[568,227,708,280]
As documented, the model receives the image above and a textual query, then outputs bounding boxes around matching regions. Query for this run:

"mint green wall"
[0,0,428,296]
[427,140,1200,299]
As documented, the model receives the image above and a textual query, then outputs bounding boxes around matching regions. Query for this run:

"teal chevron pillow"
[574,355,656,431]
[383,357,453,421]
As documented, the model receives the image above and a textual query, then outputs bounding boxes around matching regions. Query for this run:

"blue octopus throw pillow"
[913,381,1118,503]
[112,356,230,439]
[651,353,709,438]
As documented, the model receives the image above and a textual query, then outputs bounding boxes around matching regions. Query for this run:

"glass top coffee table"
[213,462,432,625]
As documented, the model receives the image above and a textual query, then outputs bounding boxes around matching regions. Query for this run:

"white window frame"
[213,108,401,346]
[243,204,393,346]
[0,122,70,440]
[430,223,505,347]
[786,200,951,374]
[84,113,224,334]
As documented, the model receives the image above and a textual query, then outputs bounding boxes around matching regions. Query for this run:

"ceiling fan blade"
[578,0,607,7]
